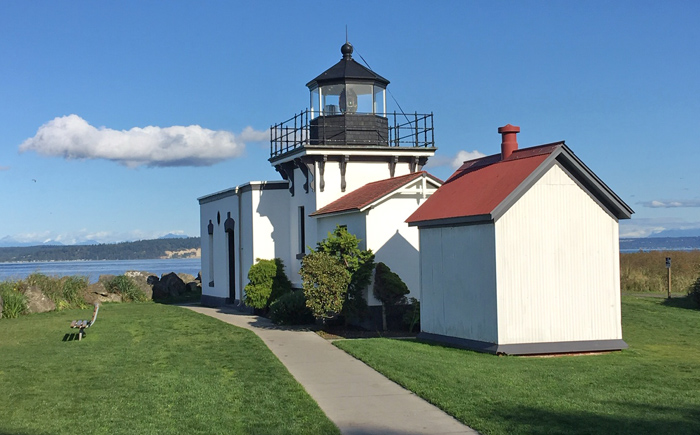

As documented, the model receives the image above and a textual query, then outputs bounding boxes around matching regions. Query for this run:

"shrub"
[105,275,148,302]
[316,226,375,323]
[373,262,410,330]
[402,297,420,332]
[620,251,700,293]
[23,273,88,310]
[269,290,315,325]
[0,281,28,319]
[62,276,88,308]
[26,273,63,304]
[244,258,292,310]
[300,251,351,320]
[689,276,700,308]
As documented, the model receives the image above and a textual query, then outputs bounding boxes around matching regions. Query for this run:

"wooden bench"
[70,304,99,341]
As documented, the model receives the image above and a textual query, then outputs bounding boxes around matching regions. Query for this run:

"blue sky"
[1,1,698,244]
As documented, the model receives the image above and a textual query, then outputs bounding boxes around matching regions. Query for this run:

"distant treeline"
[0,237,201,263]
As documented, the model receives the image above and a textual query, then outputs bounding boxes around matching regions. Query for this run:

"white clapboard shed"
[406,125,634,355]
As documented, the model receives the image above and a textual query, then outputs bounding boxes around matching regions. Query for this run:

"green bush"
[105,275,148,302]
[269,290,315,325]
[373,262,410,330]
[300,251,351,320]
[689,276,700,308]
[316,226,375,323]
[244,258,292,310]
[0,281,28,319]
[402,297,420,332]
[26,273,63,304]
[62,276,88,308]
[24,273,88,310]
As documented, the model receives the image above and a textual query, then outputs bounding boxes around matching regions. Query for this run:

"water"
[0,258,202,283]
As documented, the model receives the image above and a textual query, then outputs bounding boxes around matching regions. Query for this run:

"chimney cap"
[498,124,520,134]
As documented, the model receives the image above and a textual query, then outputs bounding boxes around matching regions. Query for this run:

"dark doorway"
[224,212,236,303]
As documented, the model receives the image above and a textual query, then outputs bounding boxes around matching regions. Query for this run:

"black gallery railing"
[270,110,434,159]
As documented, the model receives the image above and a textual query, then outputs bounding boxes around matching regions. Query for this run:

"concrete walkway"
[186,305,477,435]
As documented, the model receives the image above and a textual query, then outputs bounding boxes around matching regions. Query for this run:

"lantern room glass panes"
[310,87,320,118]
[315,83,387,117]
[373,85,386,115]
[321,84,343,115]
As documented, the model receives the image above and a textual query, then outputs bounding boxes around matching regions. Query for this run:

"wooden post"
[666,257,672,299]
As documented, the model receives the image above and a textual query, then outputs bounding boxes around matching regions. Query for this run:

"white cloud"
[0,165,9,171]
[640,199,700,208]
[619,217,700,238]
[450,150,487,169]
[19,115,268,168]
[425,149,487,170]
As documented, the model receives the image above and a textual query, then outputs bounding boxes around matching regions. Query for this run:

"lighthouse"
[199,42,441,316]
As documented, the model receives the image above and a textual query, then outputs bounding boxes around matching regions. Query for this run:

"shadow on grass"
[486,402,700,435]
[662,295,699,310]
[61,333,81,342]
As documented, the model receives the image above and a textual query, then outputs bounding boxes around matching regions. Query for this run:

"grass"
[0,303,339,435]
[621,250,700,293]
[334,296,700,435]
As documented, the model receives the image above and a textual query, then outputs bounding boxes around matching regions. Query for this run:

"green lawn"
[0,303,339,435]
[335,296,700,435]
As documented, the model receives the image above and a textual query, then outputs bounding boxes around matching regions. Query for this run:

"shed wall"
[494,163,622,344]
[419,224,498,343]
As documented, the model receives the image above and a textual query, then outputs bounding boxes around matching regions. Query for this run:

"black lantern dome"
[307,42,389,117]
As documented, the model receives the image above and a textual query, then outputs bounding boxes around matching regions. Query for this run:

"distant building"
[406,125,634,355]
[198,42,438,317]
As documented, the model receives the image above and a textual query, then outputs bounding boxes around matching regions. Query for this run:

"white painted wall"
[418,224,499,343]
[199,193,240,301]
[285,167,318,287]
[365,189,435,305]
[314,160,415,209]
[316,212,367,251]
[494,163,622,344]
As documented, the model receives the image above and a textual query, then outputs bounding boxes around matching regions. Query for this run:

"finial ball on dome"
[341,42,353,59]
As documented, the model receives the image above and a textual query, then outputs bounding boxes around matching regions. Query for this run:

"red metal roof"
[311,171,442,217]
[406,144,561,224]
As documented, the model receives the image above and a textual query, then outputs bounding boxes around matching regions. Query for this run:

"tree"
[300,251,350,320]
[316,226,375,324]
[244,258,292,311]
[373,262,410,330]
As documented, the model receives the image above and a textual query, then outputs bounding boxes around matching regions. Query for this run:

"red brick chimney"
[498,124,520,160]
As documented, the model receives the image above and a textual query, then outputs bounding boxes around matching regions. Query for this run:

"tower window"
[299,206,306,255]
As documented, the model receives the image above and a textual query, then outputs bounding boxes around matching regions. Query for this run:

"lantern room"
[307,42,388,117]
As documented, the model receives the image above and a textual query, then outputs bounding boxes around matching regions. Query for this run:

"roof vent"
[498,124,520,160]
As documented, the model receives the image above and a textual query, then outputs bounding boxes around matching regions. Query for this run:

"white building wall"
[314,160,415,209]
[494,163,622,345]
[250,187,291,266]
[286,167,318,287]
[365,192,433,305]
[419,224,499,343]
[199,193,240,302]
[316,212,367,251]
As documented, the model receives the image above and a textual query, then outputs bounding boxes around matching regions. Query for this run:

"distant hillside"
[0,237,201,262]
[620,236,700,252]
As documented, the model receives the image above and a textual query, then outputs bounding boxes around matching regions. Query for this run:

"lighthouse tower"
[199,42,440,310]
